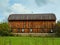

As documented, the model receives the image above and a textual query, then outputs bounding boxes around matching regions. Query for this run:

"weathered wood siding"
[8,20,56,33]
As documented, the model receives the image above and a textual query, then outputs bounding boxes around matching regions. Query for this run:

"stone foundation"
[12,33,55,36]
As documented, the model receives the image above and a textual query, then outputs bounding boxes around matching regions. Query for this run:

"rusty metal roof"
[8,14,56,21]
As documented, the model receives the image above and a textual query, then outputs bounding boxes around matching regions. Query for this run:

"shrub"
[55,20,60,37]
[0,22,13,36]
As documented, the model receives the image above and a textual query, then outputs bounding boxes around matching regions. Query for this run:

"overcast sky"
[0,0,60,22]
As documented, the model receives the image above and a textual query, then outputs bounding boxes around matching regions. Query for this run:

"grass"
[0,36,60,45]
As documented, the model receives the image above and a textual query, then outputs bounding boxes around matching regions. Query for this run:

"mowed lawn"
[0,37,60,45]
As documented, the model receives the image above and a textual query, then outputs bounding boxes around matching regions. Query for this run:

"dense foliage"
[0,22,12,36]
[55,20,60,37]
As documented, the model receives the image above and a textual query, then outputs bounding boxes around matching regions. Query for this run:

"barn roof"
[8,14,56,21]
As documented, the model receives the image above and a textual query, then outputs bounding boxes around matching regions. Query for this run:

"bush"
[55,26,60,37]
[0,30,8,36]
[54,20,60,37]
[0,30,13,36]
[0,22,13,36]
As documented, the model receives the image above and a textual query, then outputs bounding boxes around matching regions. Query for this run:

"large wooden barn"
[8,14,56,33]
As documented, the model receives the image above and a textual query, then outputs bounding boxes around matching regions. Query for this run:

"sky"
[0,0,60,22]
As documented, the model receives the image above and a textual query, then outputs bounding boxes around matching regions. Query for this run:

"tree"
[0,22,11,36]
[55,20,60,37]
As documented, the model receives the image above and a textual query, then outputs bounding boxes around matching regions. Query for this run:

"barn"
[8,14,56,33]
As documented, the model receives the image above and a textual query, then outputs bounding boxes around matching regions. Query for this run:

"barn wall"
[8,20,56,33]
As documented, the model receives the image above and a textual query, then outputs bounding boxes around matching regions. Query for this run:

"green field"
[0,37,60,45]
